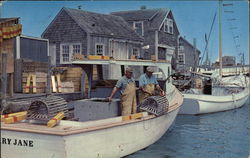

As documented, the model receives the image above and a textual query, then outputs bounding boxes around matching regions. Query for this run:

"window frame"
[164,18,174,34]
[133,21,144,36]
[178,54,185,64]
[132,47,140,57]
[60,43,81,64]
[95,43,105,56]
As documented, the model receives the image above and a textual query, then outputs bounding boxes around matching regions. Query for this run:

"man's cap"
[146,66,154,72]
[126,67,133,73]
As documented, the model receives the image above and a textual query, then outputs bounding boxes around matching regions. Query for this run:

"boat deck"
[1,87,183,136]
[1,115,155,136]
[1,100,180,136]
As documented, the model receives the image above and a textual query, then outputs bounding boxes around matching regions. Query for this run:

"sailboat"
[179,0,249,115]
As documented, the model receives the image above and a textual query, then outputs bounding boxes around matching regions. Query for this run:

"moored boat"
[1,59,183,158]
[1,86,182,158]
[177,0,249,115]
[179,85,249,115]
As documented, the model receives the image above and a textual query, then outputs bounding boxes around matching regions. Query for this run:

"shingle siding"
[42,10,88,64]
[158,13,179,48]
[112,9,180,61]
[143,30,156,60]
[179,37,200,70]
[89,36,110,56]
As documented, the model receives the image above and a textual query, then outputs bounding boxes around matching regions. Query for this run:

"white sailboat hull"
[179,87,249,115]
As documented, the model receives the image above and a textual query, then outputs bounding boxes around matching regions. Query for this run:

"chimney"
[140,5,147,10]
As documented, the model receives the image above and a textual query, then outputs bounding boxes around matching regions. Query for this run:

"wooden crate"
[22,72,47,94]
[22,82,46,93]
[61,67,82,92]
[61,81,74,93]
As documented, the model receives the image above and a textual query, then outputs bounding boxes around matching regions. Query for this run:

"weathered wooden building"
[111,8,180,63]
[0,18,49,95]
[0,18,22,96]
[178,36,201,72]
[15,35,49,63]
[42,8,144,79]
[212,56,236,67]
[14,35,49,93]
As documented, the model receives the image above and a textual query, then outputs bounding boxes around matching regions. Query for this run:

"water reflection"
[127,99,250,158]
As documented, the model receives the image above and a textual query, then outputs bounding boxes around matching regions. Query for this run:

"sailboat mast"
[219,0,223,77]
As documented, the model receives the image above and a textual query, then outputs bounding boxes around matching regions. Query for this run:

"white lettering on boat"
[1,137,34,147]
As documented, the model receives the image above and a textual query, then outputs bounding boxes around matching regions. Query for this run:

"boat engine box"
[73,98,121,121]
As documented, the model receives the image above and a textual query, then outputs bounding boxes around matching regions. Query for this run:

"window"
[164,21,168,33]
[168,19,173,34]
[179,45,184,52]
[133,21,144,36]
[132,48,140,57]
[73,44,81,54]
[60,43,81,63]
[96,44,104,55]
[178,54,185,64]
[62,45,70,62]
[164,18,173,34]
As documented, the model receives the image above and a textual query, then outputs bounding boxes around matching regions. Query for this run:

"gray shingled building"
[178,36,201,72]
[111,8,180,63]
[42,7,144,79]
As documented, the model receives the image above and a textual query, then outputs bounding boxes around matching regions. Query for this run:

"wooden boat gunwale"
[1,89,182,136]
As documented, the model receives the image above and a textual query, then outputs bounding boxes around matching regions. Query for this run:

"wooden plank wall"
[0,39,14,73]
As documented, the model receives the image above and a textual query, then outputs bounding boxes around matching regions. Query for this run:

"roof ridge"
[63,7,143,41]
[111,8,169,13]
[63,7,92,33]
[180,36,199,50]
[65,7,111,16]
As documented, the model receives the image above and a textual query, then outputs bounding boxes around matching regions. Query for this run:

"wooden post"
[56,74,62,93]
[82,65,93,98]
[51,75,57,93]
[88,65,93,98]
[31,74,37,93]
[46,56,51,94]
[14,59,23,92]
[25,74,31,93]
[80,71,86,98]
[1,53,7,108]
[155,30,158,61]
[9,73,14,97]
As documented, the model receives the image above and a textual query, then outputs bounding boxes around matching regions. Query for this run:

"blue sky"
[1,1,249,64]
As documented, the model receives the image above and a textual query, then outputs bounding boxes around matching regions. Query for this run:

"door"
[49,44,56,65]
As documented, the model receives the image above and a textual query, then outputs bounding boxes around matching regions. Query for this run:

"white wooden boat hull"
[1,87,183,158]
[1,107,180,158]
[179,88,249,115]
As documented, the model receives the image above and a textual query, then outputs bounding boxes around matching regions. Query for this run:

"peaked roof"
[111,8,170,30]
[179,36,201,54]
[59,8,143,41]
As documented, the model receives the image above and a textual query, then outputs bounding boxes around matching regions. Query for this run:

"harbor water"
[127,99,250,158]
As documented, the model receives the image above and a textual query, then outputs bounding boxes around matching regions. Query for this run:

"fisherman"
[107,67,137,116]
[139,66,165,103]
